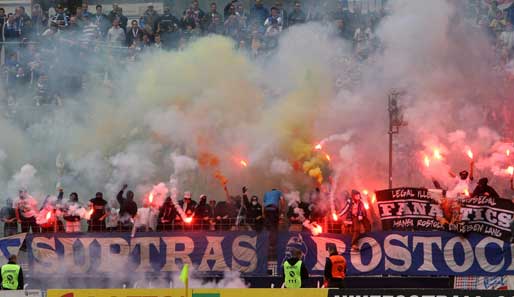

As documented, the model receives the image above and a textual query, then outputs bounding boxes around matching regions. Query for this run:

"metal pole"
[388,101,393,189]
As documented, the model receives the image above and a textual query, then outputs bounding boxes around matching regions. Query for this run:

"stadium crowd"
[0,0,385,107]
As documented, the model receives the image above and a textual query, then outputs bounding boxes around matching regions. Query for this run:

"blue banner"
[0,233,26,265]
[277,231,514,276]
[26,231,268,276]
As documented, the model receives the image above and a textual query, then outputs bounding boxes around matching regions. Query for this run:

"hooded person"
[447,159,474,198]
[177,191,197,230]
[157,196,177,231]
[194,194,211,230]
[337,190,370,251]
[282,248,309,288]
[246,195,264,232]
[88,192,109,232]
[471,177,499,199]
[116,184,138,231]
[14,190,40,234]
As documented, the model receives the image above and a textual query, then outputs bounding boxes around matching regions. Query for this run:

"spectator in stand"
[16,7,32,38]
[194,194,211,230]
[14,190,39,233]
[500,22,514,55]
[117,8,128,32]
[4,13,21,57]
[206,13,223,35]
[335,18,352,40]
[177,191,196,229]
[263,188,284,232]
[82,2,91,18]
[214,196,237,231]
[264,6,283,31]
[274,1,288,28]
[81,15,99,45]
[144,5,160,32]
[141,33,153,50]
[249,0,269,28]
[224,7,244,40]
[224,0,238,20]
[182,8,198,30]
[62,192,84,233]
[126,20,143,46]
[157,196,177,231]
[116,184,138,231]
[1,199,18,237]
[472,177,500,198]
[0,8,5,58]
[88,192,109,232]
[132,199,157,233]
[189,0,206,27]
[154,6,180,48]
[235,2,249,28]
[51,4,69,29]
[245,195,264,232]
[288,1,306,26]
[287,198,310,230]
[108,3,120,23]
[338,190,370,251]
[94,5,110,36]
[31,4,48,38]
[107,19,126,45]
[204,2,222,29]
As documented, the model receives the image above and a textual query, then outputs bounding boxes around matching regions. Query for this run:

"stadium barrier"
[47,289,329,297]
[328,289,514,297]
[0,290,43,297]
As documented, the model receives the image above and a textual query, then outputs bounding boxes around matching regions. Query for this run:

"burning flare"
[184,217,193,224]
[46,211,51,220]
[362,189,369,196]
[240,160,248,167]
[507,149,511,157]
[314,143,322,150]
[371,193,377,203]
[363,202,370,210]
[149,192,154,203]
[332,213,338,222]
[311,223,323,236]
[433,149,442,160]
[324,154,331,162]
[424,155,430,168]
[507,166,514,176]
[463,189,470,197]
[88,209,94,217]
[467,149,473,160]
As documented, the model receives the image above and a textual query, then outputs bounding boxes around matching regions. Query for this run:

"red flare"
[507,149,511,157]
[311,223,323,236]
[362,189,369,196]
[184,217,193,224]
[324,154,331,162]
[371,194,377,203]
[240,160,248,167]
[332,213,338,221]
[507,166,514,176]
[149,192,154,203]
[424,155,430,168]
[467,149,473,160]
[363,202,370,210]
[46,211,52,220]
[463,189,470,197]
[315,143,322,150]
[88,209,94,217]
[433,149,442,160]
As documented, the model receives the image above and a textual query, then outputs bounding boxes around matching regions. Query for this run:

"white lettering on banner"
[412,237,442,272]
[475,237,504,273]
[379,203,395,216]
[31,236,58,273]
[161,237,194,271]
[311,237,346,271]
[485,209,498,224]
[411,202,426,215]
[61,237,95,273]
[443,237,474,272]
[96,237,130,272]
[396,202,413,215]
[384,234,411,272]
[198,236,229,271]
[498,212,513,228]
[232,235,258,272]
[130,237,160,272]
[351,237,381,272]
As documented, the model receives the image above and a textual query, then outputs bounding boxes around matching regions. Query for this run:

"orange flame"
[467,149,473,160]
[371,194,377,203]
[214,170,228,186]
[362,189,369,196]
[184,217,193,224]
[507,166,514,176]
[46,211,51,220]
[88,209,94,217]
[240,160,248,167]
[463,189,470,197]
[507,149,511,157]
[433,149,442,160]
[324,154,331,162]
[332,213,338,221]
[149,192,154,203]
[315,143,322,150]
[424,155,430,168]
[311,223,323,236]
[363,202,370,210]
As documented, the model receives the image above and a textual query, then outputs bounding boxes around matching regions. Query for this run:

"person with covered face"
[177,191,197,230]
[88,192,109,232]
[157,196,177,231]
[194,195,211,230]
[471,177,499,199]
[62,192,84,233]
[447,160,474,198]
[117,184,138,231]
[338,190,370,251]
[14,190,39,234]
[245,193,264,232]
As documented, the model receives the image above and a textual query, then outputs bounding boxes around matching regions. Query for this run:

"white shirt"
[107,26,125,44]
[500,30,514,50]
[447,176,471,198]
[14,197,38,218]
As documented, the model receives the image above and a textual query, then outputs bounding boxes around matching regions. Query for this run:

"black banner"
[329,289,514,297]
[376,188,514,241]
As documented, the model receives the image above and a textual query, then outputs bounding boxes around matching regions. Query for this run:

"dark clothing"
[20,216,39,234]
[282,258,309,287]
[157,199,177,231]
[0,261,24,290]
[324,254,346,288]
[287,202,310,224]
[88,197,108,232]
[0,207,17,237]
[194,202,211,230]
[126,28,143,46]
[244,196,264,232]
[116,190,138,218]
[249,4,269,26]
[178,199,197,217]
[472,184,500,199]
[288,10,306,26]
[214,201,236,230]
